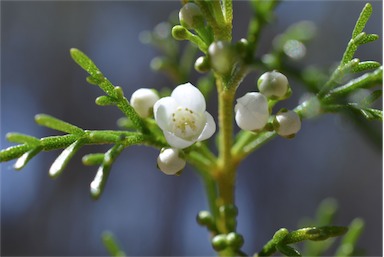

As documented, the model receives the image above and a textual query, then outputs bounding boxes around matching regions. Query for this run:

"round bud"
[236,38,249,58]
[226,232,244,249]
[257,71,289,99]
[179,3,204,29]
[235,92,269,131]
[211,234,227,251]
[196,210,213,226]
[172,25,189,40]
[219,204,238,218]
[274,110,301,138]
[157,148,186,175]
[208,41,237,76]
[130,88,159,118]
[194,56,210,73]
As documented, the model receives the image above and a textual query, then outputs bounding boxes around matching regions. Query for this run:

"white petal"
[164,131,195,149]
[197,112,216,141]
[154,97,178,131]
[171,83,206,113]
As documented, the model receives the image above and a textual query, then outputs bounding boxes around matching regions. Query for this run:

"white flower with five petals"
[154,83,216,149]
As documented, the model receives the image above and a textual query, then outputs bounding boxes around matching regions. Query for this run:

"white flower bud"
[179,3,204,29]
[235,92,269,131]
[208,41,236,76]
[130,88,159,118]
[274,110,301,138]
[257,71,289,99]
[157,148,186,175]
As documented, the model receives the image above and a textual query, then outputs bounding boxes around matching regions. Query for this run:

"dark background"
[1,1,382,256]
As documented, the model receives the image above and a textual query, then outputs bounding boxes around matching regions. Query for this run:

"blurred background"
[1,1,382,256]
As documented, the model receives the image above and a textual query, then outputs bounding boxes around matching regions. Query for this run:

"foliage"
[1,1,381,256]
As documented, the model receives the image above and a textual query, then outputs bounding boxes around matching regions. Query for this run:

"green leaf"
[90,144,125,199]
[324,67,382,100]
[0,144,32,162]
[49,139,85,178]
[82,153,105,166]
[335,218,364,257]
[6,133,40,145]
[95,95,116,106]
[35,114,84,135]
[14,147,43,170]
[70,48,116,96]
[358,33,379,45]
[351,3,372,39]
[102,231,126,257]
[70,48,104,80]
[282,226,348,244]
[361,89,382,106]
[357,107,382,121]
[352,61,381,73]
[276,244,301,257]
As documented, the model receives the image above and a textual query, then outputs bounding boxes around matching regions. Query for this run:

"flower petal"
[197,112,216,141]
[171,83,206,113]
[154,97,178,131]
[164,131,194,149]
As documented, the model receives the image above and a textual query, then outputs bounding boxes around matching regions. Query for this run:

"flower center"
[170,107,205,140]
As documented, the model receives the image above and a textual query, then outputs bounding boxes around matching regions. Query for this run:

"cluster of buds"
[235,71,301,138]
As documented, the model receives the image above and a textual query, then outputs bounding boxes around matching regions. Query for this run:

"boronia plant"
[1,1,382,256]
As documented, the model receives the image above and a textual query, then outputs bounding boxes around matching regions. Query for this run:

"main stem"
[216,77,237,207]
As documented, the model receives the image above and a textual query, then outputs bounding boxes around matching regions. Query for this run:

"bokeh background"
[1,1,382,256]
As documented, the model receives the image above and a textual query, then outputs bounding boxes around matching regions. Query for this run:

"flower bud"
[257,71,289,99]
[235,92,269,131]
[212,234,227,251]
[274,109,301,138]
[157,148,186,175]
[130,88,159,118]
[208,41,237,76]
[172,25,189,40]
[226,232,244,249]
[194,56,210,73]
[179,3,204,30]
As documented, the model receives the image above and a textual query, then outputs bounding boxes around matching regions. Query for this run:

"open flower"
[154,83,216,149]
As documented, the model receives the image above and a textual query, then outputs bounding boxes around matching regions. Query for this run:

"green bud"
[219,204,239,218]
[194,56,210,73]
[226,232,244,249]
[258,71,289,99]
[208,41,237,76]
[196,210,216,231]
[179,3,204,30]
[196,210,212,225]
[212,234,227,251]
[172,25,189,40]
[236,38,249,59]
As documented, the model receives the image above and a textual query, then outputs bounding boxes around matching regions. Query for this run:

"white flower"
[130,88,159,118]
[154,83,216,149]
[235,92,269,131]
[257,71,289,99]
[274,110,301,137]
[157,147,186,175]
